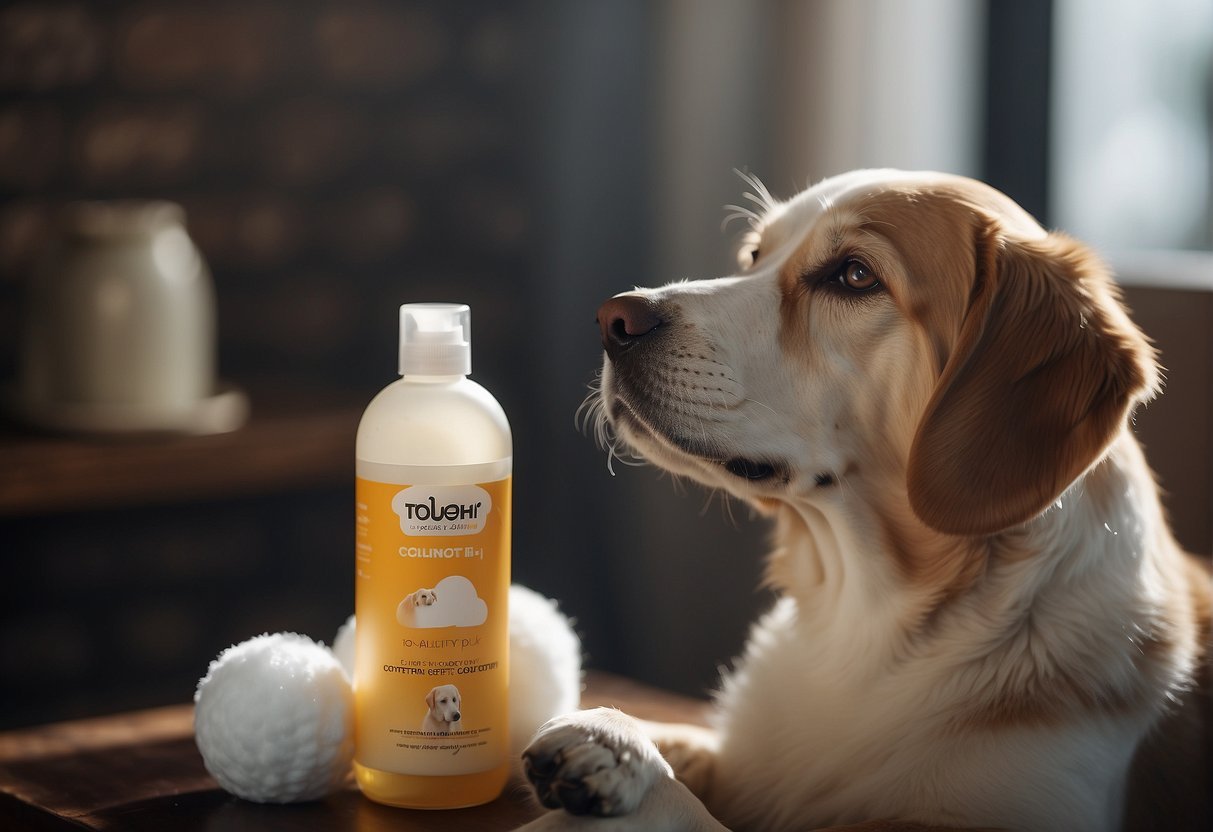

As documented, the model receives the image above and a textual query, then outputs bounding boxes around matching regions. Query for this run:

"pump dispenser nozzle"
[398,303,471,376]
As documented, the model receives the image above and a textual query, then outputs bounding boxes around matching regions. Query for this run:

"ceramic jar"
[18,201,229,432]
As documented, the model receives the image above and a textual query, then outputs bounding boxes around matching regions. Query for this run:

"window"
[1052,0,1213,256]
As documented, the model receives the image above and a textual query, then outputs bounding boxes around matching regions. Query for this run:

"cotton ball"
[508,584,582,755]
[194,633,353,803]
[332,614,355,679]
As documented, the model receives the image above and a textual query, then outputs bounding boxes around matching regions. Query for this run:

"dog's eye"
[836,260,880,292]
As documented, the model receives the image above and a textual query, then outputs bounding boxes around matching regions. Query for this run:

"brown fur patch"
[907,229,1159,536]
[793,180,1160,538]
[848,187,986,376]
[877,506,988,610]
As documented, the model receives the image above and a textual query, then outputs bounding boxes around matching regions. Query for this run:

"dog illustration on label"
[421,684,463,734]
[397,575,487,628]
[402,587,437,607]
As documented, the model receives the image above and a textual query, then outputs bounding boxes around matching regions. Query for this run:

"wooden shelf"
[0,397,364,516]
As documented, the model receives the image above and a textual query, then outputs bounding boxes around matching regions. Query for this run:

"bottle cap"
[398,303,471,376]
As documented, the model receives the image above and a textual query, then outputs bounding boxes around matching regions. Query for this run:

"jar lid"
[60,200,185,241]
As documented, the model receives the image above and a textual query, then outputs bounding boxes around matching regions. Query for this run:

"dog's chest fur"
[707,436,1192,832]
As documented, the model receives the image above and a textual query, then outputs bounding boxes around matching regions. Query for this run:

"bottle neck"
[399,373,466,384]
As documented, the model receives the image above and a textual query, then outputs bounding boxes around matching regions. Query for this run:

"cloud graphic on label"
[397,575,488,629]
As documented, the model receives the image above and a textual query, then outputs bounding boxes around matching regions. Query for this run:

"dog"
[421,683,462,734]
[519,170,1212,831]
[404,588,438,607]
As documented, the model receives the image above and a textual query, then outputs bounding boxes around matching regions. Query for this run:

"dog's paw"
[523,708,672,817]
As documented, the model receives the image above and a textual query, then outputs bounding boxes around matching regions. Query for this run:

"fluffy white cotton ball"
[507,584,582,754]
[330,585,582,756]
[194,632,353,803]
[332,614,355,679]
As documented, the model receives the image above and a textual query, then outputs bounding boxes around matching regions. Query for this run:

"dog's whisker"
[733,168,777,213]
[741,190,769,212]
[721,206,762,233]
[743,397,779,416]
[700,487,741,529]
[722,203,761,221]
[575,376,602,431]
[835,471,853,504]
[722,490,741,528]
[669,472,687,497]
[575,372,650,476]
[604,436,648,476]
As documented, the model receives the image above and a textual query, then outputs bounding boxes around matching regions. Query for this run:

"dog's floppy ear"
[907,227,1158,536]
[426,688,436,710]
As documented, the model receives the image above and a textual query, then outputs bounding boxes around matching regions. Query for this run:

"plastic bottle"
[353,303,512,808]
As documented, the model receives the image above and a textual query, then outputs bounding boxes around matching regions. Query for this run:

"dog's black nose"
[597,294,662,360]
[452,712,461,722]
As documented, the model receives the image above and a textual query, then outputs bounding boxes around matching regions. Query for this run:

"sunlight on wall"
[1052,0,1213,253]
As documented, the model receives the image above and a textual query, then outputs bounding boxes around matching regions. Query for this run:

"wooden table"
[0,671,711,831]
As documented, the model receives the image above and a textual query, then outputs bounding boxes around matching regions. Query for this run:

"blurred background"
[0,0,1210,729]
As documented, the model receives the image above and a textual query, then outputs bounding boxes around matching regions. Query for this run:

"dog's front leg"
[518,707,728,832]
[638,718,719,804]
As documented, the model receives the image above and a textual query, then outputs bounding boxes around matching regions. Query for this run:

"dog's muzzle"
[594,293,786,486]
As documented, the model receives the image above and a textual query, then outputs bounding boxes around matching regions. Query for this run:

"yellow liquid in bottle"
[353,760,509,809]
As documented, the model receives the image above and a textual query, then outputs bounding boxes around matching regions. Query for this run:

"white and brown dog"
[519,170,1211,831]
[421,683,463,735]
[404,587,438,608]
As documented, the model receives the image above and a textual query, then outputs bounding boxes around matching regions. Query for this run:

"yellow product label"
[354,475,511,776]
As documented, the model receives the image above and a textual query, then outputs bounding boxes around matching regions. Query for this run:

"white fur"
[707,438,1176,831]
